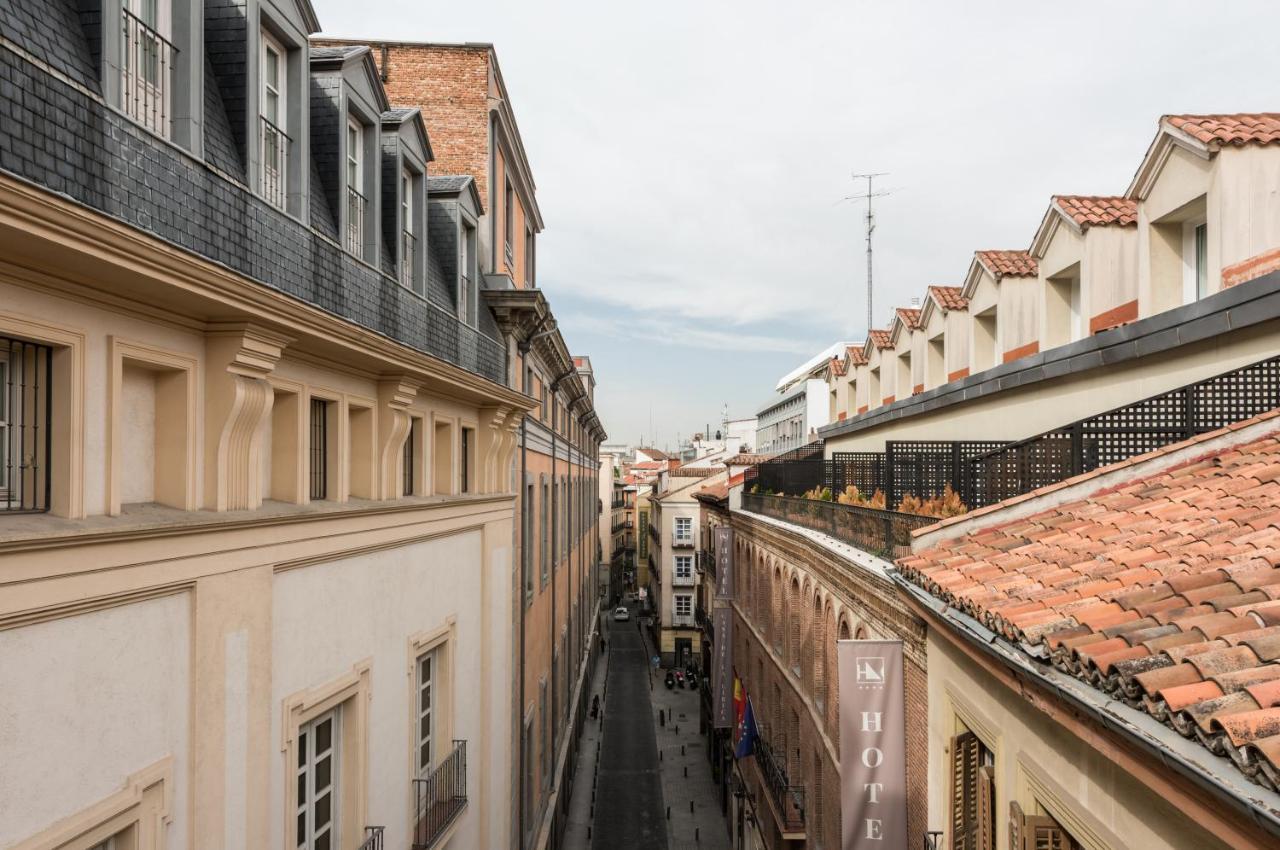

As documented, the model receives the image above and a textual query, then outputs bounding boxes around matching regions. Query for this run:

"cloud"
[557,312,818,356]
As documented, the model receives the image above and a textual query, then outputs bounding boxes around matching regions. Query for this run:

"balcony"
[696,549,716,578]
[671,535,694,550]
[412,740,468,849]
[648,522,659,542]
[672,570,697,587]
[357,827,385,850]
[671,614,696,628]
[260,116,289,210]
[121,9,175,137]
[346,186,366,256]
[696,604,715,644]
[753,732,806,839]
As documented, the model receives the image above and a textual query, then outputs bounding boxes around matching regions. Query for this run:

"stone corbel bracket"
[377,376,422,499]
[204,323,293,511]
[476,405,514,495]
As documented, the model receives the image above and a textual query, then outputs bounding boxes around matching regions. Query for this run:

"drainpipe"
[516,338,530,850]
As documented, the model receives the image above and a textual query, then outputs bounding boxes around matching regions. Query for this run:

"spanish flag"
[732,671,746,745]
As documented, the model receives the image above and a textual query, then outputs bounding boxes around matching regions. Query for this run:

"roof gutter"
[889,570,1280,842]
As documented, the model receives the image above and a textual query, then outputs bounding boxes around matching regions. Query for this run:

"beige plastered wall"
[825,319,1280,454]
[926,629,1235,850]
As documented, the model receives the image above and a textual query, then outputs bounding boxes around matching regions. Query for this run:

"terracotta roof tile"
[895,308,922,330]
[928,286,968,312]
[898,414,1280,793]
[976,250,1038,279]
[1166,113,1280,148]
[829,356,847,377]
[868,329,893,351]
[847,346,868,366]
[1054,195,1137,229]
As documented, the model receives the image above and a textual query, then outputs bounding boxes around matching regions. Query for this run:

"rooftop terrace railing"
[741,492,933,559]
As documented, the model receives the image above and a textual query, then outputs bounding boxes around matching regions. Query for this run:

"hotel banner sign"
[838,640,906,850]
[712,525,734,728]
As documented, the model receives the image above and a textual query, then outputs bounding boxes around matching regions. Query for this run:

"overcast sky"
[314,0,1278,451]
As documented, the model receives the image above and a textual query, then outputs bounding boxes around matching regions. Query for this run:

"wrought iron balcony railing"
[671,571,697,587]
[412,740,468,849]
[696,549,716,577]
[401,231,416,287]
[121,9,176,137]
[346,186,367,257]
[671,535,694,549]
[260,116,289,210]
[357,826,385,850]
[754,732,806,835]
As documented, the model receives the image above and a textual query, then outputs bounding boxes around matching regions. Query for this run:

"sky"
[312,0,1280,451]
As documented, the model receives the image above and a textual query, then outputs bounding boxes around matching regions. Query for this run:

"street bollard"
[666,806,670,821]
[683,765,687,777]
[690,799,694,814]
[681,744,685,756]
[696,827,700,842]
[659,749,663,761]
[659,710,665,727]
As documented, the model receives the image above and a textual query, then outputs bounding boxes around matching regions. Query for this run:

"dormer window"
[400,168,415,287]
[121,0,174,137]
[459,221,476,325]
[260,29,288,210]
[1183,219,1209,303]
[345,119,366,257]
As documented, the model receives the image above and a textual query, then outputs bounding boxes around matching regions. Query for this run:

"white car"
[613,607,630,621]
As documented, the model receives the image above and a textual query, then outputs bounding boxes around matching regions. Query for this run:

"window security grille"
[1,337,52,513]
[309,399,328,501]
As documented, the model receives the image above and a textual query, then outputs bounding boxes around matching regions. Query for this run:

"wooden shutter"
[950,732,979,850]
[976,764,995,850]
[1008,800,1025,850]
[1023,814,1074,850]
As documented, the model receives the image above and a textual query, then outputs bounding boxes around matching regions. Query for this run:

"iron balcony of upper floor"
[412,740,468,849]
[752,729,806,839]
[671,534,695,549]
[671,570,697,587]
[696,549,716,577]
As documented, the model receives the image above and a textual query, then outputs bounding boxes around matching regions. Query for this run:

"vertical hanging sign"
[712,525,735,728]
[839,639,907,849]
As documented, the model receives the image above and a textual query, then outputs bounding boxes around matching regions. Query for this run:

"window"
[525,227,535,286]
[674,555,692,579]
[121,0,173,136]
[538,678,549,790]
[401,168,415,287]
[504,179,515,262]
[345,118,365,256]
[950,730,995,850]
[459,222,475,325]
[459,427,472,493]
[260,29,288,209]
[540,478,549,589]
[309,398,328,501]
[416,650,436,773]
[1183,219,1209,303]
[403,418,418,497]
[1009,801,1082,850]
[674,516,692,543]
[674,594,692,618]
[524,477,534,603]
[1,338,52,513]
[296,710,339,850]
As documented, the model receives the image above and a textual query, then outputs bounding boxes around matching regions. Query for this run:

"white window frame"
[401,167,415,287]
[345,118,365,257]
[1182,217,1209,304]
[674,516,692,543]
[674,555,692,579]
[121,0,173,137]
[459,221,475,326]
[416,649,436,776]
[296,709,340,850]
[674,594,693,618]
[260,28,288,209]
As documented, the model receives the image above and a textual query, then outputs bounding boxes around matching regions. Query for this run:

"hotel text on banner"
[838,639,906,849]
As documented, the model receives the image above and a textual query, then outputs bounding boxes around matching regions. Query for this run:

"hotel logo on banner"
[839,640,906,849]
[712,525,735,728]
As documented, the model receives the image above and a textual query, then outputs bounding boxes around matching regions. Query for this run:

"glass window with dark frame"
[0,337,53,513]
[121,0,173,137]
[403,418,417,497]
[345,119,365,257]
[260,28,288,209]
[400,168,415,287]
[416,649,436,773]
[460,428,471,494]
[296,709,339,850]
[309,398,328,501]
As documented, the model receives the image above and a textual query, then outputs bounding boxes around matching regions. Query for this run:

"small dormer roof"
[309,45,390,113]
[1128,113,1280,199]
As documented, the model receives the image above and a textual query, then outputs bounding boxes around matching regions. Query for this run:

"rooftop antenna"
[844,173,890,334]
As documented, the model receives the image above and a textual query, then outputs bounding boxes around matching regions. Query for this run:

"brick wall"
[316,41,493,212]
[730,513,930,848]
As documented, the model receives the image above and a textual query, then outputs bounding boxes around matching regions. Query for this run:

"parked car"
[613,606,630,621]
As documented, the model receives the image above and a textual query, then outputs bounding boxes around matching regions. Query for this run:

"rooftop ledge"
[0,493,513,550]
[820,272,1280,440]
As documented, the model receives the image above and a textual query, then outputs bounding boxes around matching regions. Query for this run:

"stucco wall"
[0,594,191,847]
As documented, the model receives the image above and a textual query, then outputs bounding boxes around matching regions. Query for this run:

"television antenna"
[843,173,891,334]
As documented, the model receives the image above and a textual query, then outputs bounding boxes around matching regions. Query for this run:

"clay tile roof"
[847,346,868,366]
[726,453,771,466]
[1166,113,1280,148]
[830,356,848,378]
[976,250,1038,279]
[895,308,922,330]
[868,329,894,351]
[636,447,669,460]
[1054,196,1138,229]
[898,411,1280,793]
[928,286,968,312]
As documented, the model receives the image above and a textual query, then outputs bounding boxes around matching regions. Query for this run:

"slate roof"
[1166,113,1280,148]
[898,410,1280,793]
[928,286,968,312]
[976,250,1038,279]
[428,175,472,193]
[309,45,368,63]
[1055,195,1138,229]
